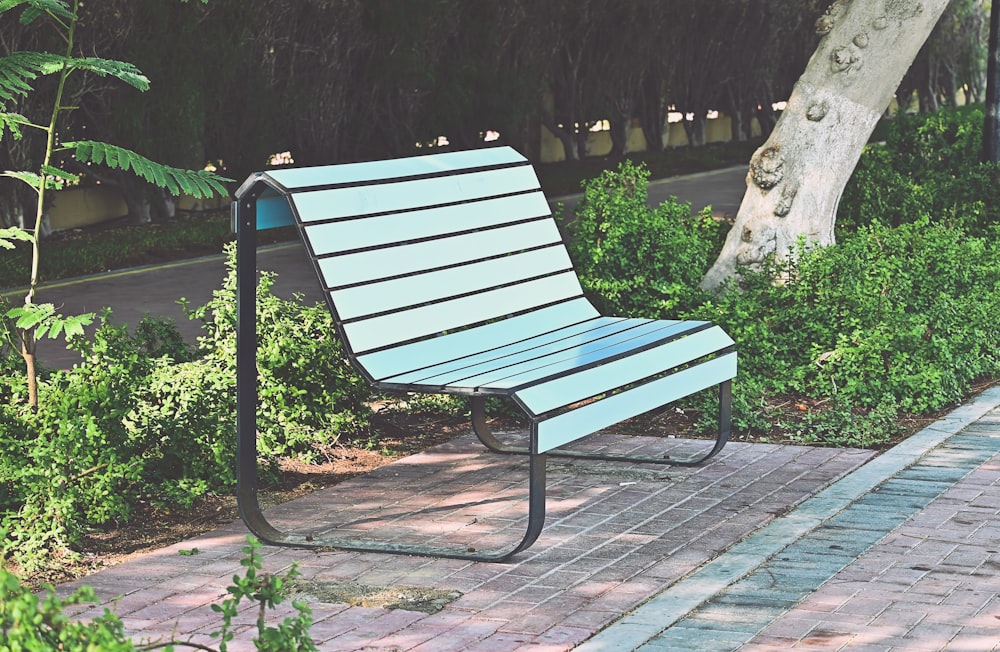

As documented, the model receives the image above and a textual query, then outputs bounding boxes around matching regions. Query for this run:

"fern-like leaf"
[69,57,149,92]
[0,111,32,139]
[40,164,78,185]
[64,141,232,198]
[0,52,147,104]
[0,226,33,250]
[0,170,47,190]
[0,51,64,102]
[0,0,74,24]
[5,303,94,339]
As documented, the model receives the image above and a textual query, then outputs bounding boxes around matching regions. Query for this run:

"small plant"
[210,536,317,652]
[0,569,138,651]
[0,0,230,407]
[688,220,1000,447]
[0,536,316,651]
[839,105,1000,237]
[1,245,376,576]
[183,243,373,461]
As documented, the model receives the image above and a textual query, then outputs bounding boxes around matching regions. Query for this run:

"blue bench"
[233,146,736,561]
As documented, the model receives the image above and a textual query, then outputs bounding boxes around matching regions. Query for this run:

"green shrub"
[184,244,373,459]
[0,570,137,652]
[0,213,235,288]
[839,106,1000,237]
[689,220,1000,446]
[1,244,374,575]
[564,160,722,317]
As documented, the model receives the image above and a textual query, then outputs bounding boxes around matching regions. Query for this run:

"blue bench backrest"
[259,147,590,361]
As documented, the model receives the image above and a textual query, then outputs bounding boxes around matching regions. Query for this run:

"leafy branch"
[0,226,33,249]
[6,303,93,340]
[63,141,229,198]
[0,0,230,408]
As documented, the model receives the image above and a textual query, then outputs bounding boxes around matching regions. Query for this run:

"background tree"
[701,0,952,291]
[70,1,218,224]
[537,0,604,161]
[422,1,547,154]
[985,0,1000,162]
[664,2,729,147]
[895,0,988,112]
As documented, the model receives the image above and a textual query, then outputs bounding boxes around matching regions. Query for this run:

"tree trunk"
[730,106,752,142]
[684,112,707,147]
[984,0,1000,163]
[541,114,580,161]
[19,332,37,410]
[639,76,664,152]
[755,102,777,138]
[700,0,950,292]
[609,117,628,157]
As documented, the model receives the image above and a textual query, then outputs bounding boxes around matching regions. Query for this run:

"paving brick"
[50,395,1000,652]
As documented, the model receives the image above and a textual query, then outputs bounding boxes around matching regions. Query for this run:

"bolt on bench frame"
[234,147,736,562]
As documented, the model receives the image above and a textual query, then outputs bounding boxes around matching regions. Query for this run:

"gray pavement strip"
[576,385,1000,652]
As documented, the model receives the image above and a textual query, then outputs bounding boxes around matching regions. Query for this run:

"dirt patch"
[289,581,462,614]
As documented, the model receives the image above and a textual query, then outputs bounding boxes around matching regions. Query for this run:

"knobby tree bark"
[984,0,1000,163]
[700,0,950,291]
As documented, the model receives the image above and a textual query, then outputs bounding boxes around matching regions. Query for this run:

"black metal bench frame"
[233,147,735,562]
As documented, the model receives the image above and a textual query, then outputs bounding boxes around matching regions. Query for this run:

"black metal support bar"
[233,192,549,562]
[471,379,732,467]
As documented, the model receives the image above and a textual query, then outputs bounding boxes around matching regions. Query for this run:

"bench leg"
[471,379,732,467]
[237,412,548,562]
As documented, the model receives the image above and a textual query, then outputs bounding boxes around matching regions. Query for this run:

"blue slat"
[383,317,645,385]
[331,246,573,321]
[356,298,601,381]
[422,320,696,389]
[511,326,735,415]
[342,272,585,353]
[534,353,737,452]
[265,147,527,191]
[302,192,551,255]
[316,219,562,288]
[290,166,540,222]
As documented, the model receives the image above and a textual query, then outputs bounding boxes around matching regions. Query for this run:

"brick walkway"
[583,386,1000,652]
[50,387,1000,651]
[54,434,870,650]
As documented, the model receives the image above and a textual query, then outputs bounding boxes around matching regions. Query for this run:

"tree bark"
[701,0,950,292]
[984,0,1000,163]
[683,112,707,147]
[540,114,580,161]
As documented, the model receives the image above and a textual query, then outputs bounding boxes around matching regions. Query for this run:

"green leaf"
[40,164,79,185]
[102,143,119,169]
[60,312,94,338]
[0,0,75,24]
[0,111,32,140]
[4,304,94,339]
[0,51,64,102]
[0,226,33,250]
[64,141,233,198]
[1,170,44,191]
[68,57,149,92]
[6,303,54,331]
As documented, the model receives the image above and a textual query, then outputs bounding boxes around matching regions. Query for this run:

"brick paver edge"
[574,384,1000,652]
